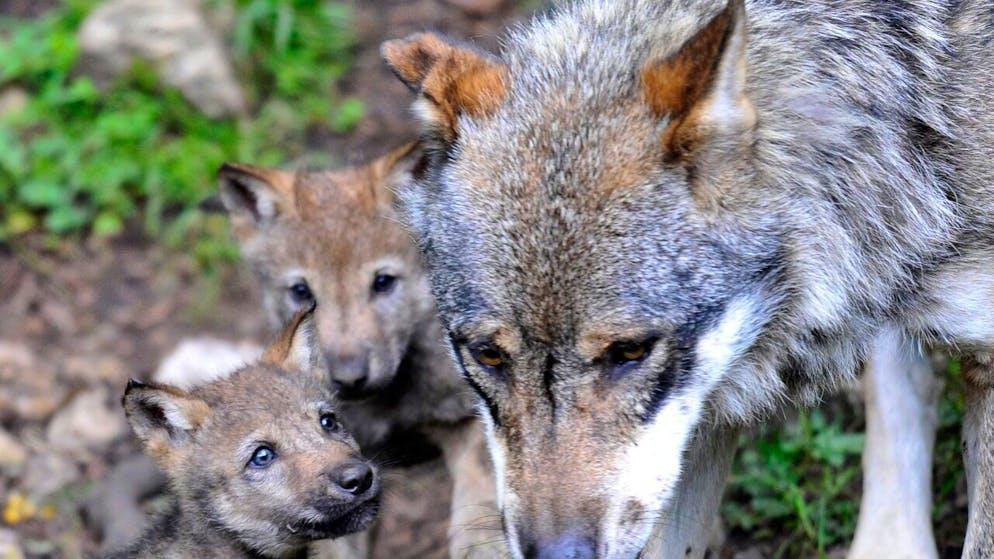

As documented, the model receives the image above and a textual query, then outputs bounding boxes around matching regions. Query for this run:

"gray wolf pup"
[382,0,994,557]
[217,146,504,557]
[105,307,381,558]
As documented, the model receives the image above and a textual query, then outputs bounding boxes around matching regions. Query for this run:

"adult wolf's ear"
[216,163,297,236]
[122,379,210,465]
[642,0,754,162]
[262,304,326,383]
[381,33,509,143]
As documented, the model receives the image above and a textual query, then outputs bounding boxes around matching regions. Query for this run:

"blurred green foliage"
[725,410,865,558]
[0,0,362,258]
[725,363,967,558]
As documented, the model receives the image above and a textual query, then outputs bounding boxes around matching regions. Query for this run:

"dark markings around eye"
[641,300,726,423]
[448,336,501,427]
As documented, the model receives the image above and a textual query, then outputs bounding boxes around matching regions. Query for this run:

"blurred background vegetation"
[0,0,362,268]
[0,1,968,557]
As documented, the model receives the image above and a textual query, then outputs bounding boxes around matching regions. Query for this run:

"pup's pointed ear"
[122,379,210,464]
[381,33,509,143]
[217,163,297,235]
[262,304,325,382]
[642,0,754,161]
[371,141,427,204]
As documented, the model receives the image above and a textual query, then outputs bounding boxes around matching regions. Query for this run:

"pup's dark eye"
[608,340,654,366]
[470,345,505,370]
[320,413,339,433]
[289,281,314,303]
[248,446,277,469]
[371,273,396,294]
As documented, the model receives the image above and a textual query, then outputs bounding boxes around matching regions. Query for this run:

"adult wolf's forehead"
[418,171,725,336]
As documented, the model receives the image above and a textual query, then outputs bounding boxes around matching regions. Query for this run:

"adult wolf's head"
[384,1,783,556]
[217,145,432,401]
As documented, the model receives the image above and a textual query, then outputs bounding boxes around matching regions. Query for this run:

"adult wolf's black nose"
[330,462,374,496]
[526,533,596,559]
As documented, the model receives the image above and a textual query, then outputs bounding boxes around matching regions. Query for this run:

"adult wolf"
[382,0,994,557]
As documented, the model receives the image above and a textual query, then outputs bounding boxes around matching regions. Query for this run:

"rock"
[77,0,246,118]
[0,88,27,119]
[20,452,79,501]
[154,337,261,389]
[0,528,24,559]
[442,0,506,16]
[0,341,65,423]
[46,388,126,454]
[0,428,27,468]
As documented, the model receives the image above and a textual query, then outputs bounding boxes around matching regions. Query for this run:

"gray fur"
[393,0,994,556]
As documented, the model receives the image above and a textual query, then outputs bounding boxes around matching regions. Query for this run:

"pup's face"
[218,144,432,400]
[384,2,778,557]
[124,310,381,556]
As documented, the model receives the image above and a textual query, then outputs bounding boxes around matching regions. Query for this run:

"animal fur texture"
[382,0,994,557]
[106,308,381,558]
[217,147,506,558]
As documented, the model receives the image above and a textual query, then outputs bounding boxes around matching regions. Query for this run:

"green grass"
[724,363,967,557]
[0,0,362,265]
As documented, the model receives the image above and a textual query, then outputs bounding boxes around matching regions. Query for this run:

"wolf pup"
[383,0,994,557]
[217,145,503,557]
[105,307,380,558]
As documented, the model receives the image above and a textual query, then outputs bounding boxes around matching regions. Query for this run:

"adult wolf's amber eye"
[609,340,653,365]
[472,346,504,369]
[621,344,647,361]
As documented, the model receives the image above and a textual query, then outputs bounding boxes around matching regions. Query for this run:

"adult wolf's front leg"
[849,329,939,559]
[640,426,738,559]
[963,356,994,558]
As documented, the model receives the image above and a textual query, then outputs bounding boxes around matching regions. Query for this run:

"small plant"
[724,408,865,558]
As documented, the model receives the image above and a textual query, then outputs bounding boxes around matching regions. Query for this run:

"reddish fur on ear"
[381,33,509,141]
[262,304,324,382]
[216,163,300,240]
[642,1,747,160]
[218,163,297,210]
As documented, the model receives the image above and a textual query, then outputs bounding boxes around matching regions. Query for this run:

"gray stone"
[0,528,24,559]
[77,0,246,118]
[46,388,126,454]
[0,428,27,468]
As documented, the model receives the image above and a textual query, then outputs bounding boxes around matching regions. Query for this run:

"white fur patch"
[695,295,763,387]
[924,261,994,346]
[604,295,763,557]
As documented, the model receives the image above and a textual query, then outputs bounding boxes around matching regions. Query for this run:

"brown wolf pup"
[217,145,503,558]
[382,0,994,557]
[104,307,381,558]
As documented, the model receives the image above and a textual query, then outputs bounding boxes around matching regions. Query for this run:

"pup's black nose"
[527,534,596,559]
[327,353,369,393]
[331,462,374,495]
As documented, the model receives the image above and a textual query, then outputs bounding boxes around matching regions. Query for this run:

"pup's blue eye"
[289,282,313,303]
[371,274,396,294]
[320,413,339,433]
[249,446,276,468]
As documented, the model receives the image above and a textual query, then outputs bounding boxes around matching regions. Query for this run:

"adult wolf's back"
[383,1,994,557]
